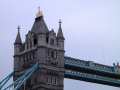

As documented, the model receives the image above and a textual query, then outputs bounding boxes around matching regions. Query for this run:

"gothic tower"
[14,9,65,90]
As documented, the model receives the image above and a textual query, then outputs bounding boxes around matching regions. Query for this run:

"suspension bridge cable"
[2,63,38,90]
[0,72,14,89]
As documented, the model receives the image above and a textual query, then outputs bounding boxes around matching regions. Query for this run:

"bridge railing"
[64,56,119,75]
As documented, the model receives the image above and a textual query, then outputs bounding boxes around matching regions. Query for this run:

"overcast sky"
[0,0,120,90]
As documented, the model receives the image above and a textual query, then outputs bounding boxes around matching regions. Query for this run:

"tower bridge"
[1,9,120,90]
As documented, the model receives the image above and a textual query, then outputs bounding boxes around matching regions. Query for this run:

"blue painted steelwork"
[0,72,13,89]
[65,70,120,87]
[1,63,38,90]
[64,56,120,75]
[14,63,38,90]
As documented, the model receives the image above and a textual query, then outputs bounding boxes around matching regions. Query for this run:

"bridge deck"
[64,56,120,79]
[65,69,120,87]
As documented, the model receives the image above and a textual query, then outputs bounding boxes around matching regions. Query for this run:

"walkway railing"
[64,56,119,75]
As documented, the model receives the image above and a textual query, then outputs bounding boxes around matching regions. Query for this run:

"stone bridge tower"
[14,9,65,90]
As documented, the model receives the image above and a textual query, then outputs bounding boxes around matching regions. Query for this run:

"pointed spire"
[57,19,64,39]
[31,8,49,34]
[14,26,22,44]
[50,28,55,33]
[36,7,43,18]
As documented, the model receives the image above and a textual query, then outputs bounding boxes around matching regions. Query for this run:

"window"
[47,76,52,84]
[51,51,54,58]
[54,51,57,59]
[51,51,57,59]
[53,77,57,85]
[50,39,54,45]
[34,38,37,46]
[46,36,49,43]
[33,35,37,46]
[47,76,57,85]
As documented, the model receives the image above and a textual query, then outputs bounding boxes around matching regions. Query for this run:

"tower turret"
[57,19,65,50]
[31,8,49,46]
[14,26,22,76]
[14,26,22,54]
